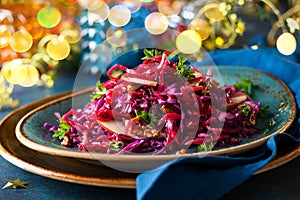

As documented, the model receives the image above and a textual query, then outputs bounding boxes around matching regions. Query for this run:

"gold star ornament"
[2,178,29,189]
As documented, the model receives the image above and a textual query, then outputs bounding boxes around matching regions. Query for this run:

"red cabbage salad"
[44,49,268,155]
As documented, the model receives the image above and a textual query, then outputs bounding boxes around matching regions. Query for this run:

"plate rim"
[0,70,297,188]
[15,66,297,161]
[0,91,137,189]
[0,89,299,188]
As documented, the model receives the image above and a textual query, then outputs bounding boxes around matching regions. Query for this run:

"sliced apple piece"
[97,120,126,134]
[121,76,157,86]
[226,92,248,110]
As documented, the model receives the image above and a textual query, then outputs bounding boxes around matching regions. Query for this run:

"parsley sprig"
[234,77,253,95]
[53,119,70,140]
[133,110,157,125]
[109,141,124,152]
[90,81,106,100]
[141,49,162,60]
[258,105,270,117]
[197,142,214,152]
[175,55,195,80]
[238,104,251,117]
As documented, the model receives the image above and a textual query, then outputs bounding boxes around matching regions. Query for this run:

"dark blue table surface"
[1,72,300,200]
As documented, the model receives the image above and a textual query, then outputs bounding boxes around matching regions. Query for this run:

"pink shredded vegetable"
[44,49,261,154]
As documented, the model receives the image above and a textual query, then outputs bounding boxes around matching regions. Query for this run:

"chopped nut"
[160,105,175,113]
[176,149,187,155]
[248,113,256,125]
[144,128,160,138]
[137,130,144,137]
[126,84,135,91]
[61,135,72,147]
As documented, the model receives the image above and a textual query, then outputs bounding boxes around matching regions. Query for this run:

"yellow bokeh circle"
[145,12,169,35]
[276,32,297,56]
[2,59,27,84]
[18,64,40,87]
[0,26,11,48]
[88,1,110,23]
[108,5,131,27]
[10,31,33,53]
[106,27,127,47]
[189,19,211,41]
[46,36,71,60]
[176,30,202,54]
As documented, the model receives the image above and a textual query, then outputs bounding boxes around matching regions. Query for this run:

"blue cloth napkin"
[136,48,300,200]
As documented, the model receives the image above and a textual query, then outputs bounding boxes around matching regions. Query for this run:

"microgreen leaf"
[133,110,158,125]
[109,141,124,152]
[133,110,151,124]
[175,55,195,79]
[197,142,214,152]
[234,77,253,95]
[238,104,251,117]
[259,104,270,117]
[141,49,162,60]
[90,81,106,100]
[53,119,70,140]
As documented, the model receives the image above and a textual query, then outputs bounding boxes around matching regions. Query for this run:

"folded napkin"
[136,48,300,200]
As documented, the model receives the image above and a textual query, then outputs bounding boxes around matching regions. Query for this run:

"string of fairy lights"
[0,0,299,109]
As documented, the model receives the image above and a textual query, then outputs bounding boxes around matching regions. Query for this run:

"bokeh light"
[61,0,78,5]
[60,29,81,43]
[189,19,211,41]
[276,32,297,56]
[0,26,11,48]
[145,12,169,35]
[86,0,104,10]
[0,46,19,63]
[2,59,27,85]
[215,36,224,47]
[176,30,202,54]
[37,6,61,28]
[10,30,33,52]
[78,0,103,9]
[106,27,127,47]
[108,5,131,27]
[24,17,44,39]
[46,36,71,60]
[120,0,142,13]
[18,64,40,87]
[157,0,183,16]
[204,3,224,21]
[87,1,109,23]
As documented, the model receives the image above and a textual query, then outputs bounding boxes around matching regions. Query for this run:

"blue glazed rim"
[15,66,296,162]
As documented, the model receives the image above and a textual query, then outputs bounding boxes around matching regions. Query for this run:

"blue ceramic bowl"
[16,66,296,160]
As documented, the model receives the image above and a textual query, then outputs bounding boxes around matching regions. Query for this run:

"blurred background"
[0,0,299,110]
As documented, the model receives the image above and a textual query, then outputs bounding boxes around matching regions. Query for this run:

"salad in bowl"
[44,49,267,155]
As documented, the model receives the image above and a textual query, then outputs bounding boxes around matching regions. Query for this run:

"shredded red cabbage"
[44,50,262,154]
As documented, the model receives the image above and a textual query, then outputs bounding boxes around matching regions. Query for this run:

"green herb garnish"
[238,104,251,117]
[197,142,214,152]
[133,110,157,125]
[141,49,162,60]
[234,77,253,95]
[53,119,70,140]
[259,104,270,117]
[175,55,195,79]
[109,141,124,152]
[90,81,106,100]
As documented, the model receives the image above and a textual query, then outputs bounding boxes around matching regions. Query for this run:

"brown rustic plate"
[0,90,299,188]
[15,66,297,172]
